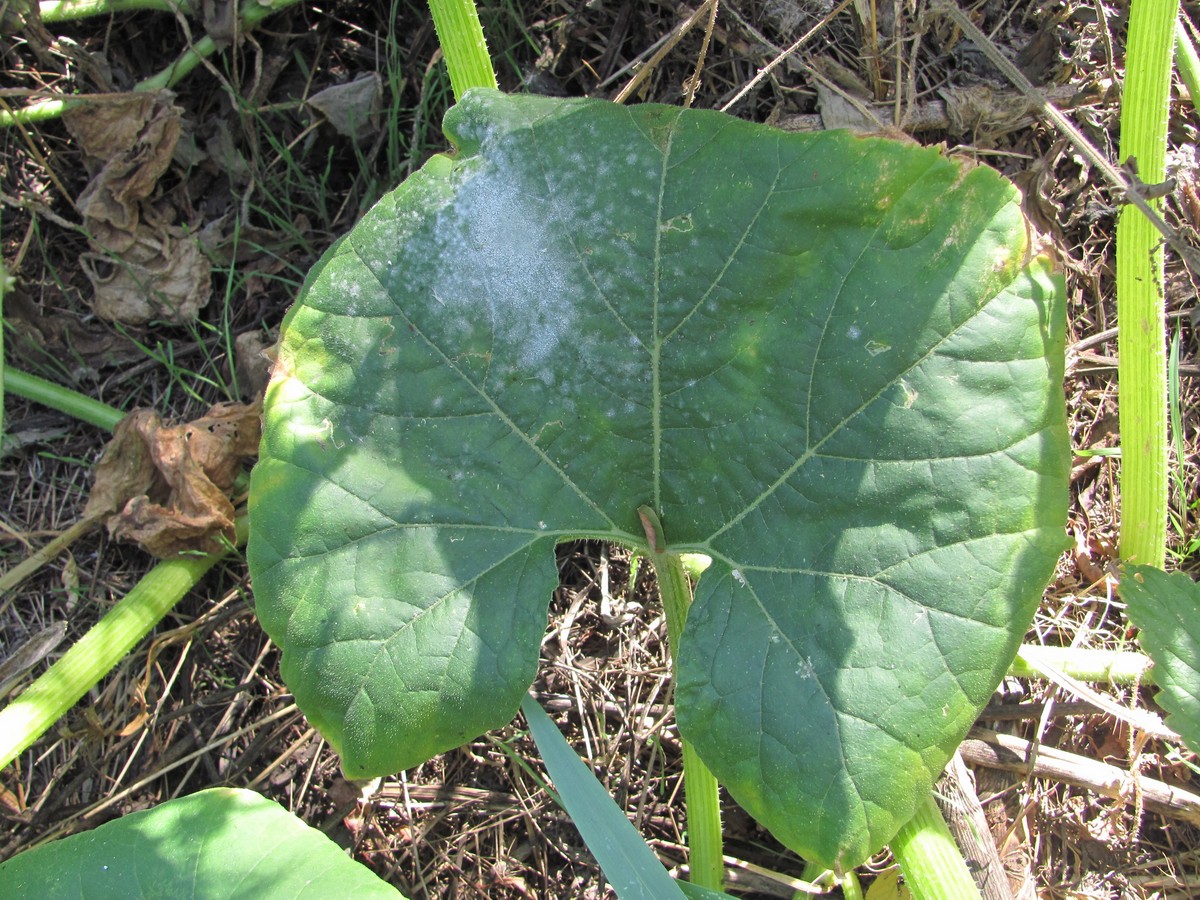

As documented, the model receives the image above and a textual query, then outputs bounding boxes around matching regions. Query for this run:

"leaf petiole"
[638,505,725,891]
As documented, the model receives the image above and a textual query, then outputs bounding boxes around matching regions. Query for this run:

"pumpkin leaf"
[0,788,401,898]
[248,89,1068,868]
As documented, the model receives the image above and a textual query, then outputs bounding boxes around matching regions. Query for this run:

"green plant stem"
[425,0,497,101]
[1008,645,1154,685]
[1116,0,1178,569]
[39,0,186,21]
[5,369,125,431]
[0,0,305,127]
[1176,18,1200,115]
[638,506,724,892]
[0,519,246,772]
[839,870,864,900]
[138,0,302,91]
[889,793,982,900]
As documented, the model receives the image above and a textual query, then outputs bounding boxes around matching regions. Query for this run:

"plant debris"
[83,402,260,556]
[64,91,211,324]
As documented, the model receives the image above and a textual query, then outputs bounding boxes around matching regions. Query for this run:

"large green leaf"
[0,788,401,898]
[247,89,1068,868]
[1122,564,1200,755]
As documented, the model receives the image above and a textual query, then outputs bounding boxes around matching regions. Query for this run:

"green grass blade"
[1,254,7,441]
[1176,18,1200,116]
[520,694,691,900]
[1116,0,1179,569]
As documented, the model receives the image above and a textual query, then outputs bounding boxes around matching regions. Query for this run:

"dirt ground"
[2,0,1199,896]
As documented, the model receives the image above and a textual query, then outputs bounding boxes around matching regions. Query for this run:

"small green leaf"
[248,89,1069,869]
[1121,564,1200,754]
[0,788,402,898]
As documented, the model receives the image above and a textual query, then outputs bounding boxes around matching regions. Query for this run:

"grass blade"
[520,694,691,900]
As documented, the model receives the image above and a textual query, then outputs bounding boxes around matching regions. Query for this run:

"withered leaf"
[85,402,261,557]
[307,74,383,142]
[65,92,181,247]
[64,90,212,325]
[81,226,211,325]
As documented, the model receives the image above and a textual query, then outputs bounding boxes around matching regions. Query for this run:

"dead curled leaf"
[63,91,211,325]
[80,228,211,324]
[66,93,180,246]
[84,402,261,558]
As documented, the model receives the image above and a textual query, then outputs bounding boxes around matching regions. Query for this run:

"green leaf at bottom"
[0,788,401,898]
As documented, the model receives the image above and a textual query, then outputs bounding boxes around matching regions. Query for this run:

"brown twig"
[926,0,1200,274]
[961,728,1200,828]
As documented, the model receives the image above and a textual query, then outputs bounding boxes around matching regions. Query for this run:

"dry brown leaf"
[65,92,181,249]
[83,409,159,520]
[84,402,261,557]
[81,226,211,325]
[307,74,383,142]
[62,90,212,324]
[3,286,143,376]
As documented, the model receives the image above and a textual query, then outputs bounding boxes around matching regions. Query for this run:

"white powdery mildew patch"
[430,151,579,372]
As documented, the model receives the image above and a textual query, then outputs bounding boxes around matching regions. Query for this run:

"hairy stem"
[1009,644,1153,685]
[0,519,245,771]
[425,0,497,101]
[39,0,185,22]
[890,793,982,900]
[1116,0,1178,568]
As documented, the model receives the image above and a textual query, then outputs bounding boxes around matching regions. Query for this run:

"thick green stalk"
[637,506,724,891]
[0,519,245,771]
[425,0,497,101]
[39,0,184,21]
[890,793,982,900]
[5,369,125,431]
[839,870,864,900]
[1116,0,1178,569]
[1008,645,1153,685]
